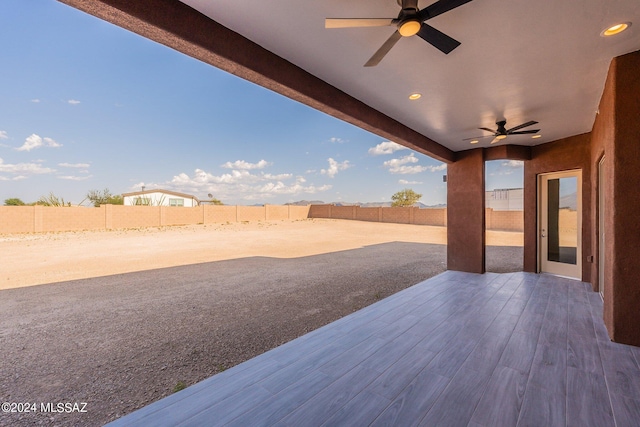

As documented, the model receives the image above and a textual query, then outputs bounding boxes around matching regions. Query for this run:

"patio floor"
[107,271,640,427]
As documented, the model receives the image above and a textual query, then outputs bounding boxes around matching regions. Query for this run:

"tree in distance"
[206,193,223,205]
[4,198,26,206]
[391,188,422,207]
[37,192,72,207]
[86,188,124,207]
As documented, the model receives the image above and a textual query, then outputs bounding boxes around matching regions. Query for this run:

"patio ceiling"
[58,0,640,160]
[178,0,640,152]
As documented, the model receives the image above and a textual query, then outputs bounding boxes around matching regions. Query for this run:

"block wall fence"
[308,205,524,232]
[0,205,311,234]
[0,204,527,234]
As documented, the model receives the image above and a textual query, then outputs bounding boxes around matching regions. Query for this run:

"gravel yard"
[0,219,522,426]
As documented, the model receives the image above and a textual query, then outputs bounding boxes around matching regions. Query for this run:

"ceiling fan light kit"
[463,119,540,144]
[399,20,421,37]
[325,0,474,66]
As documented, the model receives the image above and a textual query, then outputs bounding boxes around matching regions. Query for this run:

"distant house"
[122,189,200,207]
[485,188,523,211]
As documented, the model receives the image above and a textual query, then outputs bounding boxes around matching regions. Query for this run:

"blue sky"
[0,1,522,206]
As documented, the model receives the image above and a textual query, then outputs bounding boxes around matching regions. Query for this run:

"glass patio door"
[539,170,582,279]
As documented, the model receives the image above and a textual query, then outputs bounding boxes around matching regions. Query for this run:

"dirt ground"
[0,219,523,426]
[0,219,522,290]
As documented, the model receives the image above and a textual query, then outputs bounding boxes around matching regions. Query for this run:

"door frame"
[598,156,605,298]
[537,169,582,279]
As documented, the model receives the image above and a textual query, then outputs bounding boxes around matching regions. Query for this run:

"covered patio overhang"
[58,0,640,343]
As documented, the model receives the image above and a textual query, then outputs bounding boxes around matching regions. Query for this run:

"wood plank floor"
[106,271,640,427]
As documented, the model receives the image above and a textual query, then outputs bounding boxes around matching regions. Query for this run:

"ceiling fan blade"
[364,30,402,67]
[325,18,395,28]
[506,120,538,132]
[416,23,461,54]
[479,127,496,134]
[509,129,541,135]
[462,135,492,141]
[418,0,473,21]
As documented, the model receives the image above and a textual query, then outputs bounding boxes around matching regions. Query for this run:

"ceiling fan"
[463,120,540,144]
[325,0,473,67]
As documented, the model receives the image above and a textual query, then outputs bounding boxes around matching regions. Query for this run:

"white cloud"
[368,141,407,156]
[59,162,91,169]
[383,153,427,174]
[58,175,93,181]
[321,158,351,178]
[399,179,423,185]
[68,99,81,105]
[0,157,55,175]
[328,137,347,144]
[15,134,62,151]
[31,99,41,103]
[221,159,270,170]
[262,173,292,180]
[0,175,27,181]
[426,163,447,172]
[502,160,524,168]
[141,165,332,203]
[0,131,7,140]
[251,179,332,199]
[43,137,61,148]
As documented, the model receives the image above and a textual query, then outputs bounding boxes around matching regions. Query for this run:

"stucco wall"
[0,205,311,234]
[592,50,640,346]
[447,149,486,273]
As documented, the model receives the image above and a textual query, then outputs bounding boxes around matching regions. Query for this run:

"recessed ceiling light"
[469,140,479,144]
[532,134,542,139]
[408,93,421,100]
[601,22,631,37]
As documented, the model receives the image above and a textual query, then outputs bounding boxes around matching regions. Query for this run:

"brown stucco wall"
[447,149,485,273]
[523,133,592,282]
[600,51,640,345]
[590,55,615,334]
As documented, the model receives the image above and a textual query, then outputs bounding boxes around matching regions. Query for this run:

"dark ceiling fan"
[325,0,473,67]
[463,120,540,144]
